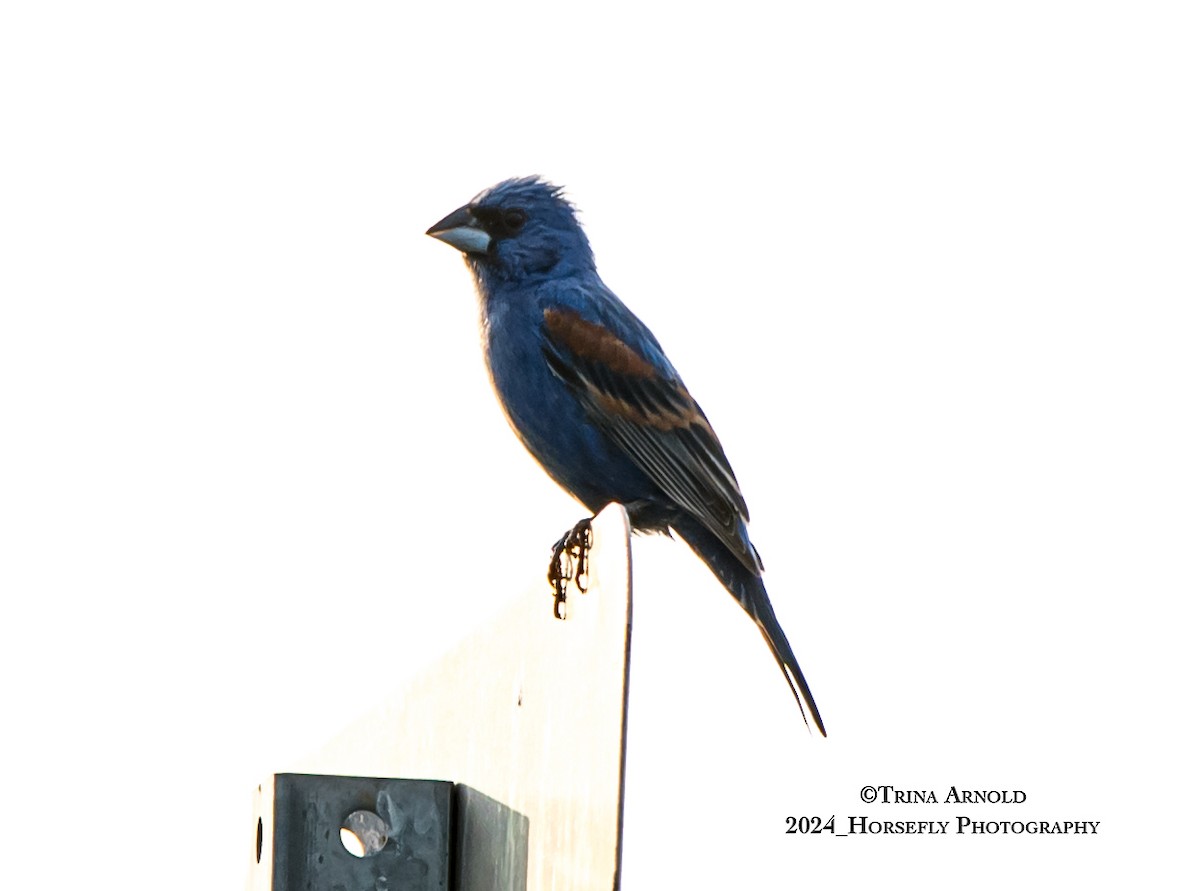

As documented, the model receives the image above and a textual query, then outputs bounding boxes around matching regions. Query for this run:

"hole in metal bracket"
[340,810,388,858]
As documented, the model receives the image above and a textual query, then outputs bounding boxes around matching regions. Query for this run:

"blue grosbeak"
[428,177,825,735]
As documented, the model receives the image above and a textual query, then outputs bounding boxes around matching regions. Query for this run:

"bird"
[426,177,825,735]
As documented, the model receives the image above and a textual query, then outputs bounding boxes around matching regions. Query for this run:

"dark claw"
[547,518,594,619]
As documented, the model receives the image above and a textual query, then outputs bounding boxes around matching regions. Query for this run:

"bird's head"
[426,177,595,284]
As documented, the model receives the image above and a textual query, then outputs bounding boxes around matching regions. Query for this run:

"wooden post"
[250,504,633,890]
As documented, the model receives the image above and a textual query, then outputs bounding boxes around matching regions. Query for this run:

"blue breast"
[482,285,662,513]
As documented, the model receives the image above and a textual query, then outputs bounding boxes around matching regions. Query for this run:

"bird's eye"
[503,209,527,234]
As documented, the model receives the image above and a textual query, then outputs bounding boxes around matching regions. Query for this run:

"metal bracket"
[252,773,529,891]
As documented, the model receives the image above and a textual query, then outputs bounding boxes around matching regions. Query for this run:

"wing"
[540,306,762,574]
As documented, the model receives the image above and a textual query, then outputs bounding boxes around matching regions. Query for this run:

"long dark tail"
[673,517,826,736]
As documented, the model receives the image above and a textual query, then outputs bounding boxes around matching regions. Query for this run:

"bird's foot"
[548,518,593,620]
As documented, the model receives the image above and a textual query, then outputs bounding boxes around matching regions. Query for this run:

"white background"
[2,2,1196,888]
